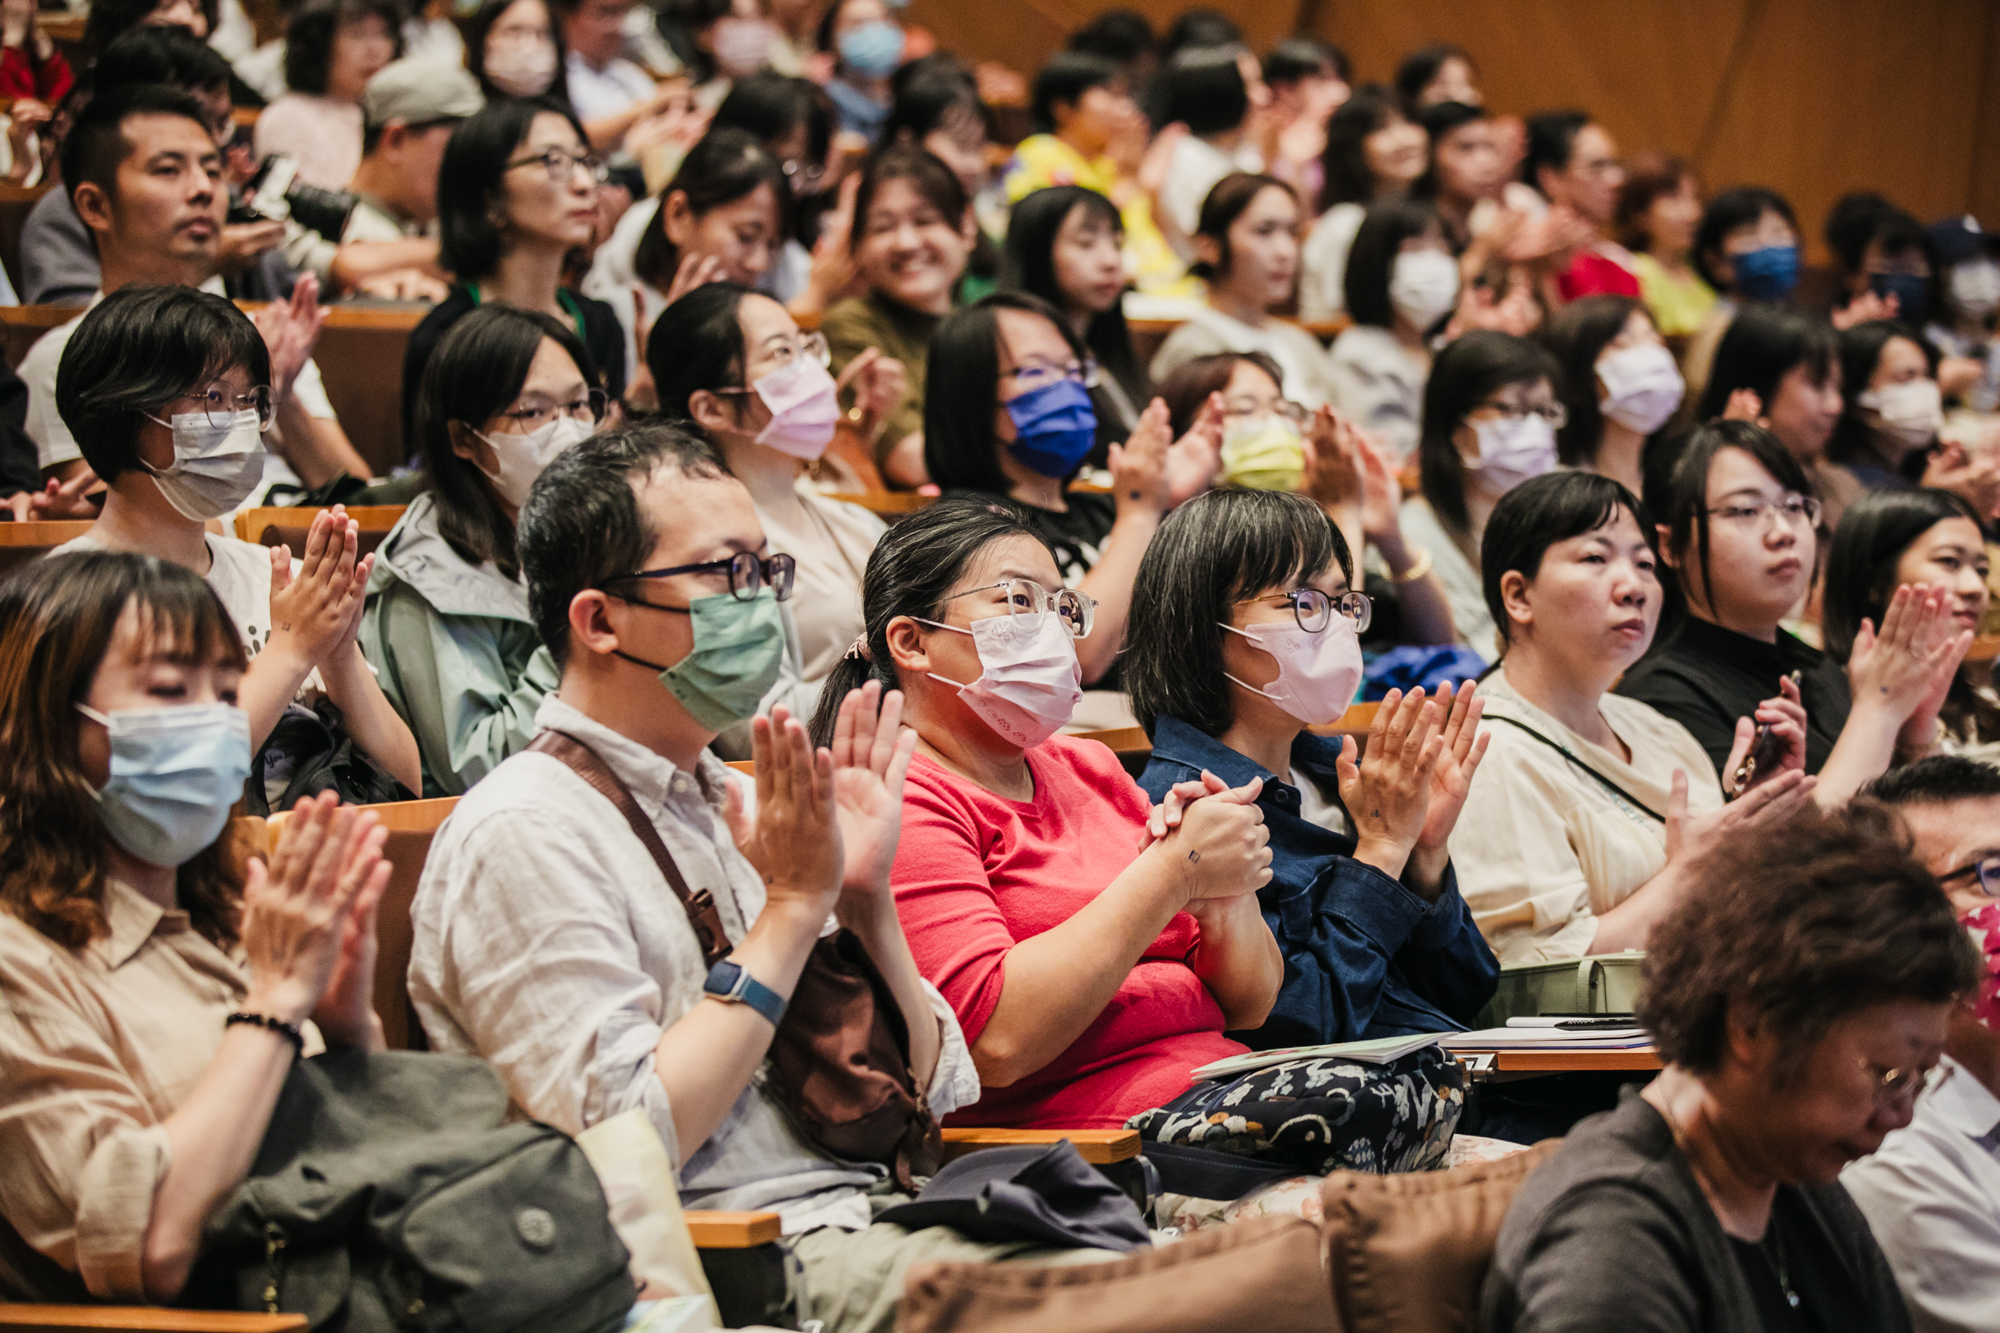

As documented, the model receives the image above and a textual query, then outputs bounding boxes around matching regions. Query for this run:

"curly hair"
[0,553,251,951]
[1638,803,1978,1084]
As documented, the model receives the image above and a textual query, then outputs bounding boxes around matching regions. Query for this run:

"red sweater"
[892,736,1242,1129]
[0,47,71,104]
[1556,243,1642,303]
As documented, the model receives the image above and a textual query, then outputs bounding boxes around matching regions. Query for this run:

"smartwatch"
[702,959,788,1027]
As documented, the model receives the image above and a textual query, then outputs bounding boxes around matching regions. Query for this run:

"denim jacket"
[1138,716,1499,1048]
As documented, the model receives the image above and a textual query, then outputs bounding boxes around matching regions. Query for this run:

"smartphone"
[1730,669,1803,796]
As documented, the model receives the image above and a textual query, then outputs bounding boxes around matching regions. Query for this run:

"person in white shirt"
[1152,43,1266,240]
[1298,88,1426,322]
[554,0,678,151]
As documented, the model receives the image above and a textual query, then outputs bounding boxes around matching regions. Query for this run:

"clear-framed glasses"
[172,380,274,431]
[1704,494,1823,532]
[1478,400,1568,429]
[498,387,608,430]
[1221,398,1310,428]
[713,334,831,396]
[507,146,610,186]
[607,550,797,607]
[1000,358,1101,395]
[1939,854,2000,897]
[939,578,1096,638]
[1239,587,1372,634]
[780,158,824,192]
[1859,1056,1940,1105]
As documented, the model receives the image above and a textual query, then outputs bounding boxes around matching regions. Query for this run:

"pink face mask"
[921,612,1083,749]
[1962,901,2000,1030]
[752,356,841,460]
[1220,613,1363,726]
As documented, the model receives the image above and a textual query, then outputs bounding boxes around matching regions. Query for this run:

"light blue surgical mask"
[75,701,252,867]
[839,20,905,77]
[610,589,788,732]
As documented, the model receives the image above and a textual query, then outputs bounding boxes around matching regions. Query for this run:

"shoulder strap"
[1484,713,1667,824]
[528,730,733,966]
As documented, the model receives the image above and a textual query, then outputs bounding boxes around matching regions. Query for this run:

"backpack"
[183,1049,636,1332]
[246,697,414,816]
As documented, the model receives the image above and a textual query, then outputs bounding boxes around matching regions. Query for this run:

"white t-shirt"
[1289,766,1350,836]
[564,52,658,127]
[1158,136,1251,239]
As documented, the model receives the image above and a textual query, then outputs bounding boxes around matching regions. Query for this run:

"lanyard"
[466,283,588,345]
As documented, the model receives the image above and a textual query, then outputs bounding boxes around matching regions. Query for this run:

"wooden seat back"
[0,520,94,579]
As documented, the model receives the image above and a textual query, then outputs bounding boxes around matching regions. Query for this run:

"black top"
[1616,615,1851,781]
[0,356,40,498]
[399,284,627,455]
[1727,1186,1866,1333]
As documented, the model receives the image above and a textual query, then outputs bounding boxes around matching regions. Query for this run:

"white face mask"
[1466,413,1557,494]
[1950,259,2000,320]
[1595,341,1685,436]
[1388,250,1460,332]
[920,612,1082,750]
[474,414,595,509]
[1858,378,1945,449]
[140,409,267,521]
[485,36,558,96]
[1219,613,1363,726]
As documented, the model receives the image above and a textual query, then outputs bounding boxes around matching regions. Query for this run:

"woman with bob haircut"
[1299,86,1427,321]
[0,552,393,1303]
[1541,293,1684,496]
[1484,804,1976,1330]
[1693,303,1855,525]
[1619,420,1963,798]
[1326,197,1460,460]
[362,304,603,797]
[1828,319,1944,492]
[402,97,625,443]
[461,0,569,103]
[252,0,401,191]
[1125,486,1499,1048]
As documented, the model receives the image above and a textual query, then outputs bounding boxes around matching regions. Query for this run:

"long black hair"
[633,127,791,293]
[647,281,758,423]
[1344,197,1442,330]
[1827,319,1939,471]
[923,292,1089,493]
[1694,304,1838,422]
[463,0,571,104]
[1542,294,1648,467]
[1001,185,1147,408]
[1317,85,1407,213]
[1417,331,1561,535]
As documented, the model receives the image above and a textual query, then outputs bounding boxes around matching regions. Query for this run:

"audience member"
[1300,86,1427,321]
[253,0,401,192]
[1152,173,1339,406]
[1680,184,1802,410]
[1157,350,1297,489]
[0,0,72,109]
[1694,303,1855,523]
[1825,190,1898,305]
[81,0,215,57]
[1399,329,1563,659]
[1841,204,1936,328]
[1925,214,2000,412]
[1866,755,2000,1026]
[1543,293,1683,495]
[1327,198,1458,458]
[1158,7,1239,60]
[820,145,972,485]
[1066,7,1156,83]
[362,305,603,796]
[1830,319,1943,490]
[1621,420,1962,799]
[1153,44,1263,240]
[1126,487,1499,1044]
[1615,151,1712,339]
[1522,109,1636,302]
[402,97,625,443]
[0,552,392,1303]
[1414,98,1502,256]
[1395,42,1480,109]
[49,285,419,793]
[1484,805,1974,1330]
[883,59,1004,298]
[554,0,680,152]
[818,0,906,142]
[463,0,568,102]
[1255,37,1349,202]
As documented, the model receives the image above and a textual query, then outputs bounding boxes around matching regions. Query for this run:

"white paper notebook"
[1191,1032,1444,1082]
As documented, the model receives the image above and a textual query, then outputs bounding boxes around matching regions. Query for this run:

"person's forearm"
[969,842,1186,1086]
[880,432,928,489]
[583,106,644,152]
[838,891,942,1087]
[1813,699,1904,807]
[240,639,315,752]
[1586,866,1679,954]
[1372,529,1456,646]
[42,457,89,486]
[1404,844,1450,902]
[320,642,421,792]
[653,896,825,1165]
[328,238,442,294]
[1074,509,1159,684]
[275,401,371,487]
[1184,892,1280,1030]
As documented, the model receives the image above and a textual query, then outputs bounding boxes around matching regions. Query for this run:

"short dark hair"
[1828,319,1939,469]
[98,23,231,97]
[924,292,1087,494]
[1693,186,1798,291]
[1522,109,1590,191]
[1864,754,2000,807]
[1344,197,1443,330]
[647,280,758,422]
[1394,42,1473,108]
[1639,803,1978,1083]
[1417,331,1561,535]
[517,420,730,667]
[807,495,1057,745]
[1030,51,1123,136]
[1614,150,1694,252]
[848,142,966,252]
[1541,293,1649,467]
[60,82,214,219]
[1157,44,1249,139]
[884,56,991,150]
[1265,37,1347,87]
[715,72,834,171]
[416,303,598,581]
[462,0,570,104]
[1822,487,1980,664]
[1318,85,1408,212]
[437,96,590,281]
[1824,191,1897,278]
[634,127,789,292]
[1126,489,1351,738]
[1412,98,1487,201]
[1066,10,1154,66]
[283,0,403,97]
[83,0,220,56]
[1694,304,1838,421]
[1160,8,1240,58]
[1481,471,1652,650]
[1643,419,1813,628]
[1000,186,1147,407]
[1192,172,1293,282]
[56,285,271,484]
[1156,350,1282,437]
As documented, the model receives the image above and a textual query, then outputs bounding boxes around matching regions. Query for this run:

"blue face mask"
[75,701,252,867]
[1869,272,1931,326]
[838,21,906,77]
[1733,244,1799,301]
[1004,378,1098,478]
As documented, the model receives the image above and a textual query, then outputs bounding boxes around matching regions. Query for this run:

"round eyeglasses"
[1238,587,1372,634]
[938,578,1095,638]
[608,550,797,607]
[169,380,275,432]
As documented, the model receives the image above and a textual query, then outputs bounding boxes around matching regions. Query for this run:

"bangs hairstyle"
[884,56,993,148]
[922,291,1087,493]
[463,0,570,104]
[516,420,728,667]
[1693,304,1837,421]
[1822,487,1980,664]
[1693,186,1798,291]
[417,303,597,581]
[1266,37,1347,87]
[1029,50,1122,135]
[808,495,1056,745]
[60,82,215,220]
[1126,489,1351,738]
[1614,151,1694,252]
[1394,42,1473,107]
[0,552,249,951]
[1192,172,1295,282]
[1318,84,1407,212]
[283,0,404,96]
[1412,99,1487,200]
[1158,350,1283,436]
[634,127,790,293]
[848,143,967,252]
[1541,293,1648,467]
[1418,330,1561,534]
[1639,802,1978,1084]
[438,96,590,281]
[1345,197,1444,330]
[1481,470,1652,650]
[56,285,271,485]
[1000,185,1147,405]
[1828,319,1939,471]
[1158,43,1250,139]
[647,280,760,421]
[1643,419,1813,625]
[716,72,835,170]
[83,0,220,55]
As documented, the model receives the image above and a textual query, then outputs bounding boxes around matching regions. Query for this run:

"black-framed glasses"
[507,147,610,186]
[1704,495,1823,531]
[607,550,796,606]
[938,578,1095,638]
[498,387,608,430]
[1238,587,1372,634]
[167,380,275,431]
[1939,854,2000,897]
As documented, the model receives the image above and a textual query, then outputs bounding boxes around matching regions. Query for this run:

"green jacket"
[360,493,559,797]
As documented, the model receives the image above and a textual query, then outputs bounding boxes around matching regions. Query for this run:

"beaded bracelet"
[226,1011,304,1058]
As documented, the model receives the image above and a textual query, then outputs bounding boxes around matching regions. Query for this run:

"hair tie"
[844,634,872,662]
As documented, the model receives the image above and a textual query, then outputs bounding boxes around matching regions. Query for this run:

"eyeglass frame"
[506,146,611,186]
[1472,399,1568,429]
[1859,1055,1942,1104]
[1219,398,1311,428]
[1938,854,2000,897]
[935,578,1097,639]
[603,550,797,609]
[1236,587,1373,635]
[495,386,609,430]
[998,357,1102,395]
[160,380,276,432]
[1703,494,1823,532]
[710,333,832,397]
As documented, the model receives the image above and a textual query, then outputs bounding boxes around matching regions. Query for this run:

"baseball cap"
[1928,214,2000,267]
[361,58,485,132]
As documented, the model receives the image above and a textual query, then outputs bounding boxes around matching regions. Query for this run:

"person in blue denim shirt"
[1125,487,1500,1047]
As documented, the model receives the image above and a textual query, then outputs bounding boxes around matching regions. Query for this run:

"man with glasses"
[1843,756,2000,1331]
[1523,109,1639,304]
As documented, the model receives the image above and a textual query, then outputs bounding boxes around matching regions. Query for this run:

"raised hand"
[664,252,726,308]
[1663,765,1815,870]
[1299,404,1363,514]
[1723,673,1807,792]
[1164,391,1224,506]
[11,466,101,520]
[1416,681,1490,851]
[1848,584,1970,732]
[268,508,363,670]
[835,347,907,444]
[1833,289,1899,331]
[720,705,843,917]
[1336,686,1445,874]
[1720,387,1766,426]
[252,274,327,406]
[824,681,919,902]
[1106,396,1174,516]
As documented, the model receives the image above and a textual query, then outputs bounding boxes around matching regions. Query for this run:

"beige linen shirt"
[1449,670,1724,965]
[754,481,885,693]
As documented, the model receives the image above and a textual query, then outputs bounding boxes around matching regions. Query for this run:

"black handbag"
[183,1049,636,1332]
[245,697,415,816]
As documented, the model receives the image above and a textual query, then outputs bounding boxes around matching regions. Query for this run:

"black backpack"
[183,1049,635,1332]
[246,697,414,816]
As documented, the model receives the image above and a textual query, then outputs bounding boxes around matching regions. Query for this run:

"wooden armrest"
[0,1309,307,1331]
[940,1127,1141,1165]
[684,1210,782,1248]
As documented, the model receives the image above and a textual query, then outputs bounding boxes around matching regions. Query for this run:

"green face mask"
[613,589,787,731]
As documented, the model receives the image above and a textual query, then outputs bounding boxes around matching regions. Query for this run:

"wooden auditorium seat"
[0,520,94,579]
[0,1308,306,1331]
[234,504,406,560]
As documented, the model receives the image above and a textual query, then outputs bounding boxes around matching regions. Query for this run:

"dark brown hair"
[1191,172,1294,282]
[1156,350,1282,436]
[1614,150,1694,253]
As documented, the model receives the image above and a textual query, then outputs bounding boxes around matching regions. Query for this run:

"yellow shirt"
[1003,134,1197,299]
[1632,253,1717,339]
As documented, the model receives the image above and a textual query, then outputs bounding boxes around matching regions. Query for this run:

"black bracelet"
[226,1011,304,1058]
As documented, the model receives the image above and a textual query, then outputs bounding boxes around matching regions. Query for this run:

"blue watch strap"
[702,959,788,1027]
